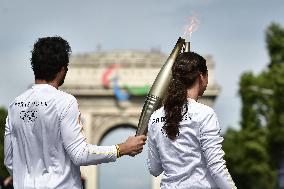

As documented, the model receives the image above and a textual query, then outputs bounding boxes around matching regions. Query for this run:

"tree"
[266,23,284,67]
[265,23,284,169]
[223,23,284,189]
[0,107,9,178]
[223,72,276,189]
[223,127,275,189]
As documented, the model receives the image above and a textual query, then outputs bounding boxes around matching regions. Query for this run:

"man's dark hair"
[31,36,71,81]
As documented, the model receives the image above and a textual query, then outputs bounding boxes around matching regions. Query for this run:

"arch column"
[79,110,98,189]
[80,109,140,189]
[152,175,162,189]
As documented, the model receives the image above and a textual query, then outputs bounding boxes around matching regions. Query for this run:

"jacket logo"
[20,110,38,123]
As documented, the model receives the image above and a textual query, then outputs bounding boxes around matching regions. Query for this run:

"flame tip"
[183,14,200,40]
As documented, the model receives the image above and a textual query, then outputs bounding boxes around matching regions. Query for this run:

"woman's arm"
[4,114,13,175]
[147,116,163,177]
[199,110,237,189]
[147,142,163,177]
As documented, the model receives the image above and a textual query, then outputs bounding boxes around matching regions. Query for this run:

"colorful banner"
[101,64,150,101]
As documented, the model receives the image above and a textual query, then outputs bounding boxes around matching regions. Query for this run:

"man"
[4,36,147,189]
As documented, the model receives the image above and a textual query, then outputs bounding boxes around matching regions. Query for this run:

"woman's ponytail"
[163,52,207,140]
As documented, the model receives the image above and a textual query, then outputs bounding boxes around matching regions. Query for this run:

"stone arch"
[91,115,139,145]
[98,123,136,145]
[61,49,220,189]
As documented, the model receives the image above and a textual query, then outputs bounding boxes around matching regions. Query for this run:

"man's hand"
[118,135,147,157]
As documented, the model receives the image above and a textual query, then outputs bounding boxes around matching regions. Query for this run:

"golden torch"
[136,37,185,135]
[136,15,198,135]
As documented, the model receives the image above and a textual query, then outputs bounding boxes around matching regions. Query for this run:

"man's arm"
[60,97,146,166]
[4,115,13,175]
[199,110,237,189]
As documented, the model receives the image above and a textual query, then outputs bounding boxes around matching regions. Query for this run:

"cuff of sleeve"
[115,144,121,158]
[88,145,118,162]
[110,145,118,161]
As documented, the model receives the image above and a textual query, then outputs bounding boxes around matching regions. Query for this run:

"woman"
[147,52,236,189]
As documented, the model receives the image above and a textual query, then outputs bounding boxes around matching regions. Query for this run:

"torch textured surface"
[136,38,185,135]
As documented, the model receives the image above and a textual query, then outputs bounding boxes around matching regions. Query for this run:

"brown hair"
[163,52,207,140]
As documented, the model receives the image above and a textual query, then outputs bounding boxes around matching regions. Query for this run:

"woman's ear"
[60,66,68,74]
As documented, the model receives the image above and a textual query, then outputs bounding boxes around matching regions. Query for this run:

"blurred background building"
[61,49,220,189]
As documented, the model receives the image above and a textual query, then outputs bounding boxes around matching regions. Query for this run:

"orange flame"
[183,14,199,40]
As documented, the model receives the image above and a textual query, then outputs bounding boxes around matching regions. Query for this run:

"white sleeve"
[60,97,117,166]
[147,116,163,177]
[199,111,237,189]
[4,114,13,176]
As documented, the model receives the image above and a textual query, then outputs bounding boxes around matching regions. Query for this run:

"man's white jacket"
[4,84,118,189]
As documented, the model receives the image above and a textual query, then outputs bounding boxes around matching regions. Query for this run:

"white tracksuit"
[4,84,117,189]
[147,98,237,189]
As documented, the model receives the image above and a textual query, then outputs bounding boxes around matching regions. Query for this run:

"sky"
[1,0,284,130]
[1,0,284,131]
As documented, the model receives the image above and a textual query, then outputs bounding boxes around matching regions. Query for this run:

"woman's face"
[198,73,208,96]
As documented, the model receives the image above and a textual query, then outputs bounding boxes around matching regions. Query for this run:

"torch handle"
[136,95,162,136]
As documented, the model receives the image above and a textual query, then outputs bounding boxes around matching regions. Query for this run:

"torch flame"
[183,14,199,40]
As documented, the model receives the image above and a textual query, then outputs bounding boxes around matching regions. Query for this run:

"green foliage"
[0,107,10,177]
[224,128,276,189]
[266,64,284,169]
[266,23,284,66]
[223,23,284,188]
